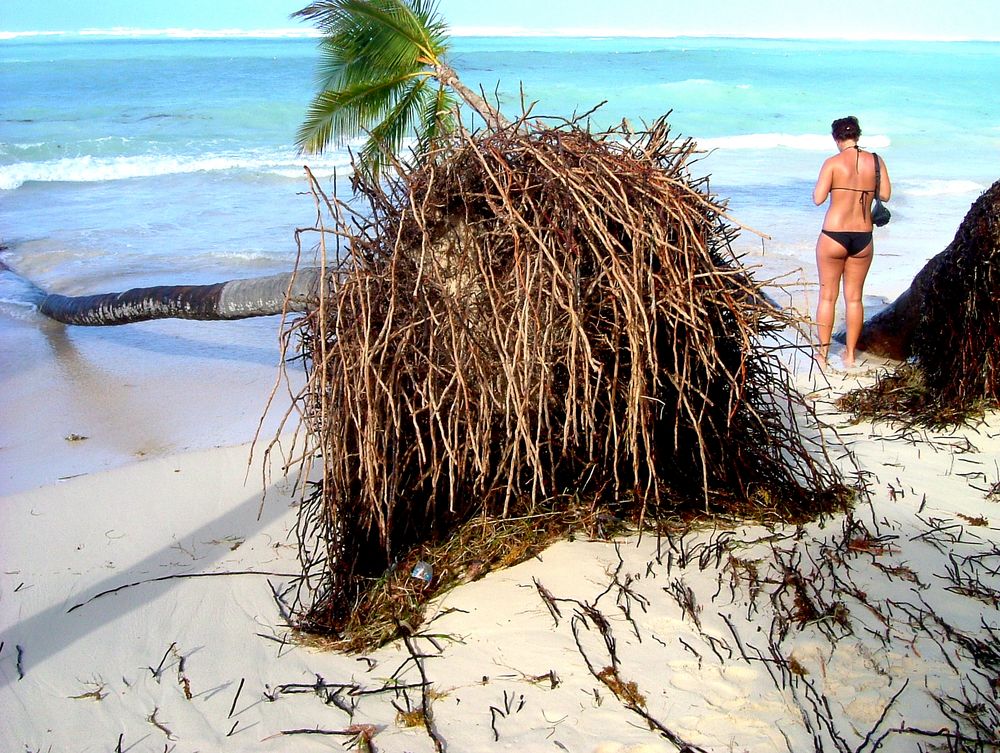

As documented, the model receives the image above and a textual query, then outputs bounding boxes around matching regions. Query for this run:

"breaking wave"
[0,151,354,190]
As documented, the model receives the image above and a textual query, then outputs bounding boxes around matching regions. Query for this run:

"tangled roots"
[285,116,849,642]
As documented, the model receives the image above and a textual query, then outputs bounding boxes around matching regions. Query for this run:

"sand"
[2,263,999,752]
[0,312,297,496]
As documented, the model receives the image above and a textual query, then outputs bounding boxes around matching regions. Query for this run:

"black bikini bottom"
[822,229,873,256]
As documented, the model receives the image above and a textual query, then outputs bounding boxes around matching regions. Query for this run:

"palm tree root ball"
[285,118,851,648]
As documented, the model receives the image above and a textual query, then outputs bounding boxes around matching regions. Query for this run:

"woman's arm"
[877,156,892,201]
[813,158,833,205]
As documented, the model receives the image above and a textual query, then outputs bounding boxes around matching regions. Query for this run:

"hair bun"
[831,116,862,141]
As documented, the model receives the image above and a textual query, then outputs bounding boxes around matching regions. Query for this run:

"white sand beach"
[4,10,1000,750]
[2,261,999,752]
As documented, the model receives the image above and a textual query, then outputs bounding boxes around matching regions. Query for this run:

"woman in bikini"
[813,115,891,368]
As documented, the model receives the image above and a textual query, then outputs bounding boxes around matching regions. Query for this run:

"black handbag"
[871,152,891,227]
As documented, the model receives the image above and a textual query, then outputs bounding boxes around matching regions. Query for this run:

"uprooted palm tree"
[256,2,854,644]
[837,179,1000,426]
[286,109,853,645]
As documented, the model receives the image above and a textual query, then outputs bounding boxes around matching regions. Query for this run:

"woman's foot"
[814,350,828,370]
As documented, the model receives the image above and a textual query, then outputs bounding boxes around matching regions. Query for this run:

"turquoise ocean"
[2,35,998,306]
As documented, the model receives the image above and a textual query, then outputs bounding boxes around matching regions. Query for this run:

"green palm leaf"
[296,72,426,155]
[358,78,429,177]
[295,0,454,174]
[415,83,456,161]
[297,0,445,50]
[296,0,505,176]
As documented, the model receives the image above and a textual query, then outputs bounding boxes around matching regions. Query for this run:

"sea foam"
[697,133,892,151]
[899,179,986,197]
[0,151,353,190]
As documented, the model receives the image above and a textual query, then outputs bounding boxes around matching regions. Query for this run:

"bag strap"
[872,152,881,198]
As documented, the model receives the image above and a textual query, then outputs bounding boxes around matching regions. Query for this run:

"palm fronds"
[295,0,455,176]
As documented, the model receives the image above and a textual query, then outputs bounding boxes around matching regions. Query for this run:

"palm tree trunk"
[11,266,322,326]
[847,246,950,360]
[435,62,509,132]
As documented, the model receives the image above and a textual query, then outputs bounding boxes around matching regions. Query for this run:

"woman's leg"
[815,233,847,365]
[841,243,874,366]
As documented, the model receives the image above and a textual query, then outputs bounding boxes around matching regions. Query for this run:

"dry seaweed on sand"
[282,114,851,647]
[296,500,618,653]
[836,362,992,429]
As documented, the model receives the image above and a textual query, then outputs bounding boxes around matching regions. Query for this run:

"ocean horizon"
[4,27,1000,41]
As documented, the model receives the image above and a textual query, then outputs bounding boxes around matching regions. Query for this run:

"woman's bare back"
[818,147,878,230]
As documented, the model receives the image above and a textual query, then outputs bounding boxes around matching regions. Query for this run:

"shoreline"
[0,244,897,497]
[0,277,897,498]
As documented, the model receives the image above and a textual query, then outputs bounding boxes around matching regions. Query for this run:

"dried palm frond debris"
[841,180,1000,426]
[285,115,850,646]
[836,363,992,429]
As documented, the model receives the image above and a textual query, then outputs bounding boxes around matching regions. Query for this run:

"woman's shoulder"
[819,152,841,172]
[863,148,884,164]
